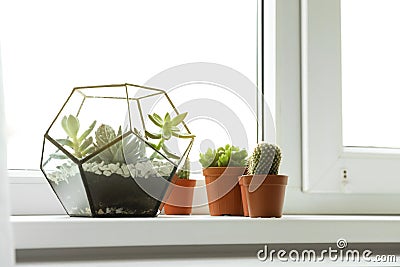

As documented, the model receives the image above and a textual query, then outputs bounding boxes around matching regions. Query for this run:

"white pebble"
[116,168,123,176]
[109,164,118,173]
[121,164,130,176]
[82,163,89,170]
[99,165,108,171]
[129,168,136,177]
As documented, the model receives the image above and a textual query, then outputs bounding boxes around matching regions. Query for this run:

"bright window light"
[342,0,400,148]
[0,0,259,173]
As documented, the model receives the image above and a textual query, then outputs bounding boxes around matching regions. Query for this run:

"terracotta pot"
[238,176,249,217]
[164,179,196,215]
[159,174,179,211]
[241,175,288,218]
[203,167,246,216]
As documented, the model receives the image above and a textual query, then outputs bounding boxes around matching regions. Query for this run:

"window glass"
[0,0,259,172]
[342,0,400,148]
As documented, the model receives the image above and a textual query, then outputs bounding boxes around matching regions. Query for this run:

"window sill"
[11,215,400,249]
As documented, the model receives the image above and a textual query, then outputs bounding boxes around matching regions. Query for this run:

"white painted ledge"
[11,215,400,249]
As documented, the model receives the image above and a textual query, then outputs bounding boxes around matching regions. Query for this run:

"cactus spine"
[247,142,281,175]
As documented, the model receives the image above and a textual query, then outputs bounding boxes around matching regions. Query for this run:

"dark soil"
[84,172,170,217]
[49,171,173,217]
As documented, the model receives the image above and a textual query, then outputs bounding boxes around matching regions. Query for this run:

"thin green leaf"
[172,131,195,138]
[148,142,158,149]
[117,126,122,136]
[67,115,80,138]
[164,112,171,122]
[148,114,162,127]
[78,120,96,143]
[161,144,180,159]
[145,130,162,139]
[133,128,141,136]
[162,127,172,140]
[82,146,95,157]
[150,151,162,160]
[123,139,137,154]
[109,142,120,157]
[112,145,124,163]
[56,139,74,149]
[61,116,71,137]
[80,136,93,151]
[50,153,68,160]
[153,113,163,124]
[171,126,180,132]
[170,112,187,126]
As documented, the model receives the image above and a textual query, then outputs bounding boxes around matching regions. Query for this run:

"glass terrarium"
[40,83,194,217]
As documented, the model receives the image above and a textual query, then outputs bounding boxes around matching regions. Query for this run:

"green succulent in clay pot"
[199,144,248,168]
[199,144,248,216]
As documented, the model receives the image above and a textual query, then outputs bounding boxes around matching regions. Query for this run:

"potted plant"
[145,111,195,212]
[199,144,248,216]
[40,84,195,217]
[163,157,196,215]
[239,142,288,218]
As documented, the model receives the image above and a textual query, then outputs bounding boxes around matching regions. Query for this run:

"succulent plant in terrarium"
[50,112,191,182]
[41,83,196,218]
[93,124,145,165]
[79,124,148,178]
[50,115,96,160]
[82,123,176,179]
[146,112,195,160]
[46,115,97,184]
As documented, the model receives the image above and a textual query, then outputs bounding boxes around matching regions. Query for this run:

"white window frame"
[280,0,400,214]
[302,0,400,194]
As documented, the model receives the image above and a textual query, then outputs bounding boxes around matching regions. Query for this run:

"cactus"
[177,157,190,179]
[94,124,145,165]
[247,142,281,175]
[51,115,97,159]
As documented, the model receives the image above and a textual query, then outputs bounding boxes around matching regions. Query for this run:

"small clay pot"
[238,176,249,217]
[164,179,196,215]
[159,174,179,211]
[203,167,246,216]
[240,175,288,218]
